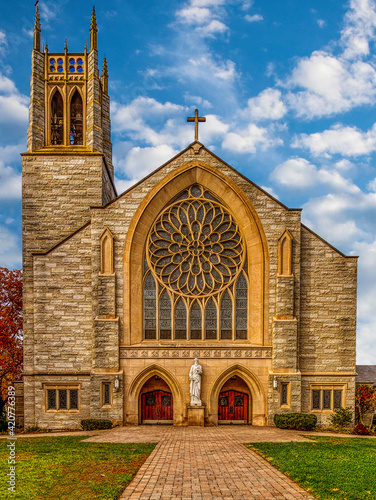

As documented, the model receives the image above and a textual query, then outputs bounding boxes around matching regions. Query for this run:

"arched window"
[190,302,202,340]
[205,298,217,340]
[174,298,187,340]
[50,90,64,145]
[144,273,157,340]
[220,291,233,340]
[159,290,172,340]
[235,273,248,340]
[70,90,83,145]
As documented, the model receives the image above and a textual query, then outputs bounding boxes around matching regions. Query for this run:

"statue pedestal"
[187,404,205,426]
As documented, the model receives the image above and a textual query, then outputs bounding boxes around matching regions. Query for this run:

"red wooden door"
[218,390,248,422]
[141,390,173,422]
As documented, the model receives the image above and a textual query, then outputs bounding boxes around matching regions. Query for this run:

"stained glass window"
[220,291,233,340]
[174,298,187,340]
[47,389,56,410]
[205,298,217,340]
[143,185,249,341]
[51,90,64,145]
[68,389,78,410]
[219,395,228,406]
[312,390,321,410]
[159,290,171,339]
[235,273,248,340]
[234,395,244,407]
[144,272,157,339]
[161,395,171,407]
[334,390,342,409]
[103,383,111,406]
[70,90,83,145]
[59,389,67,410]
[281,383,288,406]
[323,390,331,410]
[190,302,202,340]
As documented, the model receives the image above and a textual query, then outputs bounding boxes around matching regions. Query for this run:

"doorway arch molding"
[209,364,267,425]
[123,160,269,346]
[128,364,183,425]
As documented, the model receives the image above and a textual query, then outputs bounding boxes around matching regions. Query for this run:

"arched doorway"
[217,376,251,424]
[139,376,173,424]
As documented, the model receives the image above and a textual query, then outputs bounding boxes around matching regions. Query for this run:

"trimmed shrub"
[329,407,353,429]
[274,413,317,431]
[352,423,371,435]
[81,419,112,431]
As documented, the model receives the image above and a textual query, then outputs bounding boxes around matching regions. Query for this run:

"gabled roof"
[356,365,376,384]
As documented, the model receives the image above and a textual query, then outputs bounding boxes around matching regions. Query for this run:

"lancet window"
[143,184,249,341]
[70,90,83,145]
[50,90,64,145]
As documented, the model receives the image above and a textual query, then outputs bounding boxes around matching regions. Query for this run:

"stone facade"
[22,10,357,430]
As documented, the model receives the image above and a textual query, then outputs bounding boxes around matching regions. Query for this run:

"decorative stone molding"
[120,347,272,359]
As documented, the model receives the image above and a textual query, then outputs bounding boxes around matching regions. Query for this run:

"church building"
[22,8,358,429]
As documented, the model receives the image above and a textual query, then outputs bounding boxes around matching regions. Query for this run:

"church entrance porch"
[139,376,174,424]
[218,390,248,424]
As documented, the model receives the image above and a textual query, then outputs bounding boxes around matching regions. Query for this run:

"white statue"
[189,358,203,405]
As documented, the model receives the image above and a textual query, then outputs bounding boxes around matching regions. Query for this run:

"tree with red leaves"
[355,385,376,425]
[0,267,23,417]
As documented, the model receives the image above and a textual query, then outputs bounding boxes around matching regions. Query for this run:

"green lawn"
[247,436,376,500]
[1,436,155,500]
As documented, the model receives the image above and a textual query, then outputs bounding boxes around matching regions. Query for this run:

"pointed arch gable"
[99,227,114,275]
[128,364,183,424]
[209,364,267,425]
[123,160,269,346]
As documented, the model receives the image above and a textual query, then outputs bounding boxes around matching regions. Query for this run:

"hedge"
[81,419,113,431]
[274,413,317,431]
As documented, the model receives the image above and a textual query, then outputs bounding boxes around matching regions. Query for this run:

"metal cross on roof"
[187,109,206,142]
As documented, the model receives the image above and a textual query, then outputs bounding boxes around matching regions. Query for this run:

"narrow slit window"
[205,298,217,340]
[144,272,157,340]
[159,290,172,340]
[281,383,288,406]
[70,90,83,145]
[220,291,233,340]
[50,90,64,145]
[235,273,248,340]
[174,298,187,340]
[190,302,202,340]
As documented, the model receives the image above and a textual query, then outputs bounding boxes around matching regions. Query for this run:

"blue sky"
[0,0,376,363]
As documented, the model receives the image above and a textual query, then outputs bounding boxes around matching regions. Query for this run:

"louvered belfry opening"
[50,90,64,145]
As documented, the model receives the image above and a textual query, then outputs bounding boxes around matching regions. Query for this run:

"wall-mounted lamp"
[273,376,278,390]
[114,375,119,390]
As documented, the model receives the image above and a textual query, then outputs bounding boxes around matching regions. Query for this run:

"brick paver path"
[113,427,314,500]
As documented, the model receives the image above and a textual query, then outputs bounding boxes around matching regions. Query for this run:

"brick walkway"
[109,427,315,500]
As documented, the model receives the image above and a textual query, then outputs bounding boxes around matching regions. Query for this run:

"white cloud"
[0,163,22,200]
[246,88,287,121]
[0,225,22,269]
[196,20,228,36]
[0,30,7,57]
[317,19,326,28]
[177,6,212,24]
[115,144,179,186]
[270,157,361,194]
[222,123,282,153]
[341,0,376,59]
[287,53,376,118]
[293,123,376,157]
[244,14,263,22]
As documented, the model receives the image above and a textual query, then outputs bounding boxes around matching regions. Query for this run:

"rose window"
[144,185,248,341]
[147,185,245,297]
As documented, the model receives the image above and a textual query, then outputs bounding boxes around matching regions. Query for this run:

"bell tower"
[23,6,116,254]
[22,6,117,420]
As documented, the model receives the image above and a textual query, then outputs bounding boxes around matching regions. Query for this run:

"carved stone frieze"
[119,347,272,359]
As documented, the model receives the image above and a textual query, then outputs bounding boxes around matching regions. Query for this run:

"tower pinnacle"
[34,4,41,51]
[101,58,109,94]
[90,6,98,52]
